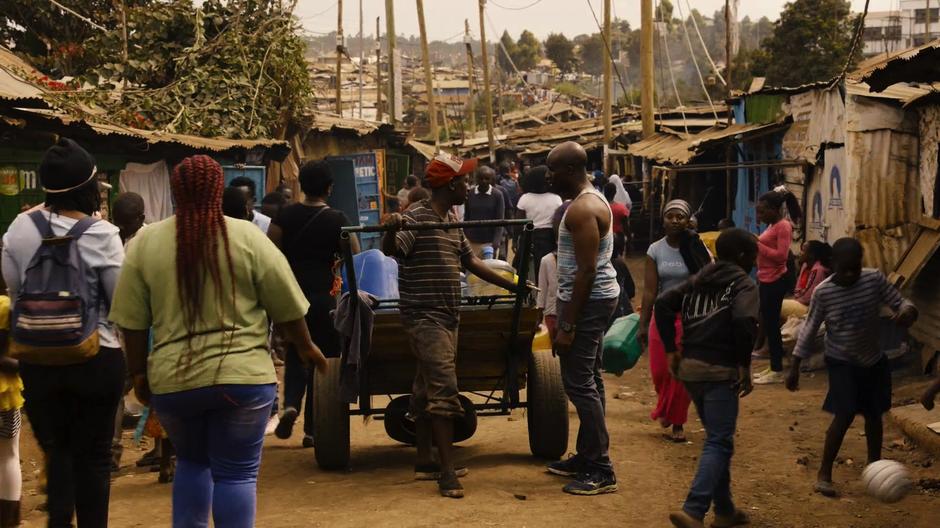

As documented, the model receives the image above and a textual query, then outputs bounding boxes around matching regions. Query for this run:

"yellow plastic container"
[532,324,552,352]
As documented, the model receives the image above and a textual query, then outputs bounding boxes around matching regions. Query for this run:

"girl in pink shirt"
[754,189,802,384]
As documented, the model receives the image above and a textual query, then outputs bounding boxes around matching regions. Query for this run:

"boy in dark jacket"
[655,228,759,528]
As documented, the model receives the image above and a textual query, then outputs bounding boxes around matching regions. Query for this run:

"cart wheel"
[313,357,350,470]
[384,395,477,445]
[527,350,568,459]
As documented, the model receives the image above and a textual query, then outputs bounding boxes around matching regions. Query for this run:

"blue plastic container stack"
[341,249,400,300]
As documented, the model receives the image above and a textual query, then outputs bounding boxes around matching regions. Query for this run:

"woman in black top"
[268,161,360,447]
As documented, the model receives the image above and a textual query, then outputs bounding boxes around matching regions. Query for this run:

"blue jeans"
[682,381,739,520]
[152,384,276,528]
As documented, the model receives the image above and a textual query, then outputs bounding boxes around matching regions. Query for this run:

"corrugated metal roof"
[846,79,940,105]
[854,39,940,92]
[16,108,290,156]
[745,77,838,97]
[627,122,787,165]
[307,112,392,136]
[0,47,47,105]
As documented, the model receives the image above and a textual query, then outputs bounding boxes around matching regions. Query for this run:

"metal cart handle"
[341,218,533,234]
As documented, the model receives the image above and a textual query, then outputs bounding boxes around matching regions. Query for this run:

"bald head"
[546,141,589,199]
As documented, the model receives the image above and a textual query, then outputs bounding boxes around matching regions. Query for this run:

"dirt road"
[15,358,939,528]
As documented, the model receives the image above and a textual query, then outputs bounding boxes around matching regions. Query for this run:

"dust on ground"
[15,256,940,527]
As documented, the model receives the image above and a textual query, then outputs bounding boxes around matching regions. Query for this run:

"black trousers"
[531,228,556,285]
[20,347,125,528]
[283,292,340,436]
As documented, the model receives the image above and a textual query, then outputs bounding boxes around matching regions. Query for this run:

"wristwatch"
[560,321,576,333]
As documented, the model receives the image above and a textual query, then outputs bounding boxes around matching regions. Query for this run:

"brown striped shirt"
[394,200,471,325]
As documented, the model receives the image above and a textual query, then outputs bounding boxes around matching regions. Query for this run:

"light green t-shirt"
[110,216,310,395]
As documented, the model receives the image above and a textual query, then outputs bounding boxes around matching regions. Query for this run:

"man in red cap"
[383,152,522,499]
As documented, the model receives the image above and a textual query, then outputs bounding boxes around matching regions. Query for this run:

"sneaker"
[668,510,705,528]
[264,416,278,436]
[302,435,315,449]
[751,348,770,360]
[712,508,751,528]
[136,447,160,468]
[274,407,298,440]
[546,454,586,478]
[414,463,469,481]
[437,471,464,499]
[752,367,771,379]
[753,370,785,385]
[562,471,618,496]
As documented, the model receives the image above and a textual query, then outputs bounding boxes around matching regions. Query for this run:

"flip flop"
[813,480,838,497]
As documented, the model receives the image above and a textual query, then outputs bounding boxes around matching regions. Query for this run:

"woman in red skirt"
[638,200,711,442]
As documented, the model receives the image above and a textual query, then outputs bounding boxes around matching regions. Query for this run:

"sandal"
[438,471,465,499]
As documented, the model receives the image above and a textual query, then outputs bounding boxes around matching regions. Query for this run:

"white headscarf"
[608,175,632,209]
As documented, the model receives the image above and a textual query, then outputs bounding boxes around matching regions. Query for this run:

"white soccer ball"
[862,460,913,503]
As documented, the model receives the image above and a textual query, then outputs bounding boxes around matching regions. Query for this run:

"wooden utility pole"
[358,0,364,119]
[376,17,383,122]
[640,0,655,138]
[602,0,613,172]
[385,0,397,125]
[725,0,733,110]
[478,0,496,161]
[928,0,933,43]
[416,0,439,145]
[335,0,344,116]
[464,19,476,138]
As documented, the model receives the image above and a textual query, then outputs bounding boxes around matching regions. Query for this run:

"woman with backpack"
[638,199,711,443]
[1,138,125,527]
[109,155,328,528]
[752,189,802,386]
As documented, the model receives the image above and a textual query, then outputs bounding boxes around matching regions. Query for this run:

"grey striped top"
[794,269,912,367]
[557,189,620,303]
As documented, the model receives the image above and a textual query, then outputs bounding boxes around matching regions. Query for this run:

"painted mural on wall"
[806,147,849,243]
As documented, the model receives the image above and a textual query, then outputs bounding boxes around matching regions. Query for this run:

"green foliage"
[497,31,518,72]
[544,33,577,73]
[514,30,541,71]
[0,0,149,76]
[554,82,583,98]
[40,0,311,139]
[754,0,860,87]
[579,34,606,76]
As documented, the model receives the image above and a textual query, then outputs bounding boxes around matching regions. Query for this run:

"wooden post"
[376,16,383,121]
[725,0,734,216]
[928,0,933,43]
[335,0,344,116]
[640,0,654,138]
[495,56,504,132]
[358,0,364,119]
[386,0,397,125]
[603,0,613,173]
[416,0,439,145]
[464,19,476,138]
[479,0,496,162]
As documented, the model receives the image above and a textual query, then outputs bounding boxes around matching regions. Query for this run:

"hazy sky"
[297,0,897,41]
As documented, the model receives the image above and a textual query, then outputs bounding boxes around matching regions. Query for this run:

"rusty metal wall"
[848,129,921,229]
[856,224,918,273]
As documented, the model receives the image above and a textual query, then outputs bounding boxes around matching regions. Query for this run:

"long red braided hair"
[170,155,237,364]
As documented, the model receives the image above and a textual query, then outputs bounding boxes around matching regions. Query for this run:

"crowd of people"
[0,136,937,528]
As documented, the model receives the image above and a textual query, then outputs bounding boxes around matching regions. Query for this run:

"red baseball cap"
[425,152,478,188]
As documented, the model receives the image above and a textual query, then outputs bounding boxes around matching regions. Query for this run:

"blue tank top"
[556,188,620,302]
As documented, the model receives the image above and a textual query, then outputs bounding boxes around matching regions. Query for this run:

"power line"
[47,0,107,31]
[839,0,871,79]
[585,0,632,105]
[675,0,719,120]
[298,1,338,21]
[489,0,545,11]
[684,0,725,87]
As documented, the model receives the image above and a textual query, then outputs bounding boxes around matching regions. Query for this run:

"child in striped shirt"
[786,238,917,498]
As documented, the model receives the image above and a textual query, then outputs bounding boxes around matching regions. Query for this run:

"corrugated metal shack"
[863,40,940,372]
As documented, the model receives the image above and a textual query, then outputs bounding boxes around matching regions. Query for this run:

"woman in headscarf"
[607,175,632,210]
[638,199,711,442]
[110,155,328,528]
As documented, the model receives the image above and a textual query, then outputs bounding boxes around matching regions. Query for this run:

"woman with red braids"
[110,155,327,528]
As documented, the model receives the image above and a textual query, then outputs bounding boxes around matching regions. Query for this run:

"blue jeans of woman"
[759,278,789,372]
[152,384,275,528]
[681,381,739,520]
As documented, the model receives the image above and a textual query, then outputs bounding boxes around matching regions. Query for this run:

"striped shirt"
[557,189,620,302]
[794,269,913,367]
[394,200,472,325]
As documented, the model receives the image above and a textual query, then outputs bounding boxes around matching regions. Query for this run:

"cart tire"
[384,395,477,445]
[527,350,568,460]
[313,357,350,470]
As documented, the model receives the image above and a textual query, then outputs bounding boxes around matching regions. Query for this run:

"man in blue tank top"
[545,141,620,496]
